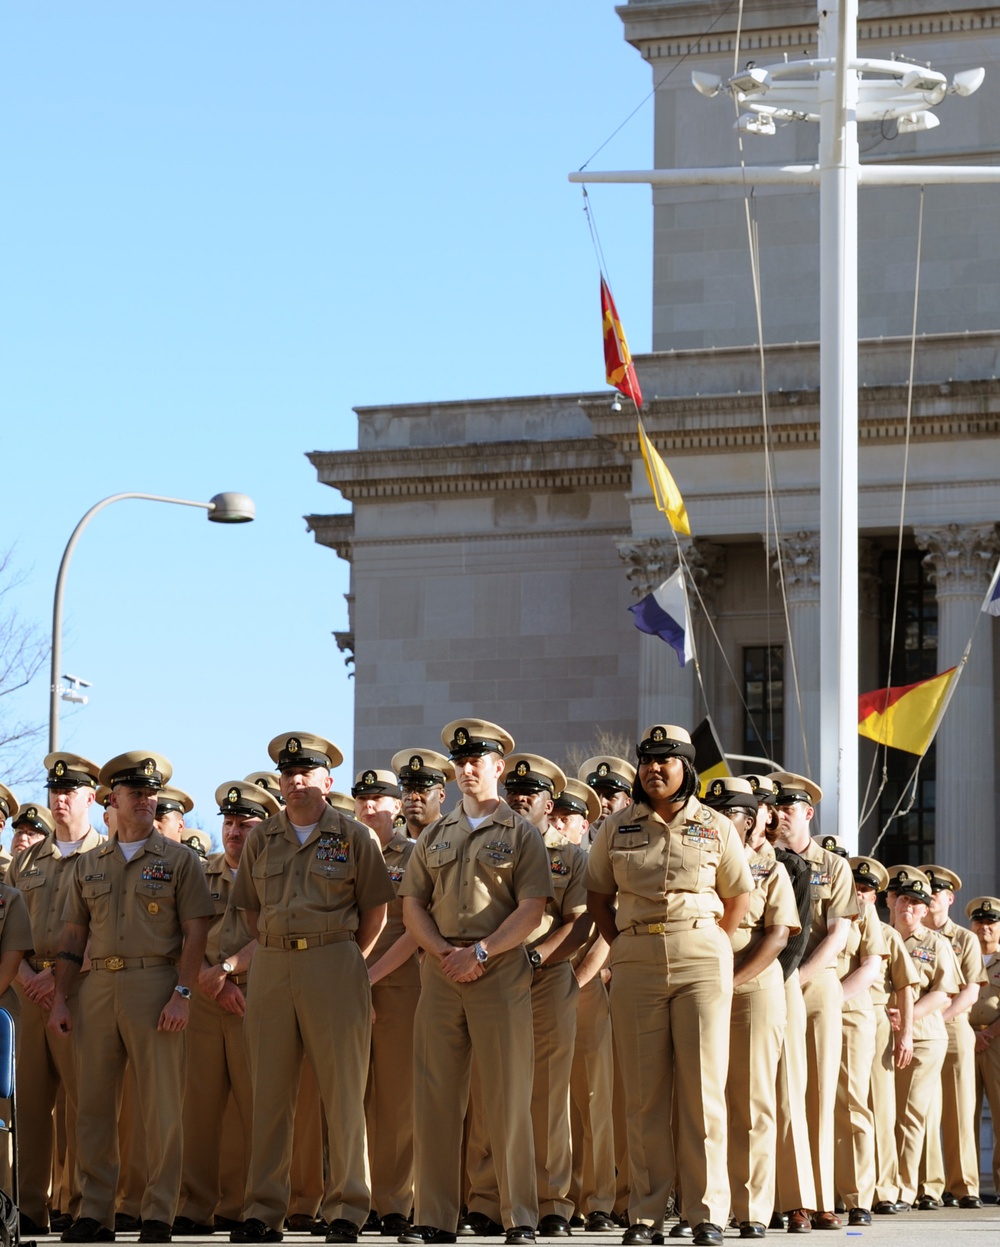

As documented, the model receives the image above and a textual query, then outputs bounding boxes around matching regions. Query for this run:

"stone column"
[617,537,696,735]
[857,539,882,845]
[914,523,1000,900]
[772,531,822,784]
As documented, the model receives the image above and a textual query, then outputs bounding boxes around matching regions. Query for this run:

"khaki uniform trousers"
[75,966,185,1227]
[413,950,537,1232]
[870,1008,902,1204]
[774,972,817,1213]
[611,1033,630,1218]
[922,1017,979,1199]
[243,942,371,1230]
[726,971,786,1225]
[609,924,733,1229]
[974,1037,1000,1195]
[569,977,616,1217]
[289,1058,324,1219]
[895,1036,947,1204]
[365,982,420,1218]
[834,1006,877,1211]
[800,969,843,1212]
[13,979,83,1224]
[178,989,252,1224]
[116,1066,147,1219]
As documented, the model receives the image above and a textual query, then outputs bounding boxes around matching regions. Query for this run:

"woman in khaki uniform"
[586,724,753,1247]
[703,778,798,1241]
[966,896,1000,1199]
[888,867,961,1209]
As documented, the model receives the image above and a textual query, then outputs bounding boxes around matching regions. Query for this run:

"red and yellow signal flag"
[601,276,643,409]
[857,667,957,756]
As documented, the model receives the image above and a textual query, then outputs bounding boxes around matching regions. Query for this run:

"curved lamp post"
[49,491,255,751]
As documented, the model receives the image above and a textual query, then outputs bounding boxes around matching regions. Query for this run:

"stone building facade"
[308,2,1000,898]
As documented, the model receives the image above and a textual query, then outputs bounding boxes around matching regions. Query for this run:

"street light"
[49,491,255,751]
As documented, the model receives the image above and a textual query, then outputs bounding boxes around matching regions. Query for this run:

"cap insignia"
[227,787,240,805]
[455,728,468,746]
[651,726,666,743]
[710,779,724,797]
[363,770,376,786]
[515,760,529,778]
[25,806,37,819]
[597,762,609,777]
[143,759,155,776]
[54,760,66,777]
[823,836,836,850]
[254,777,268,788]
[287,737,300,754]
[409,755,422,772]
[898,869,909,882]
[859,862,871,876]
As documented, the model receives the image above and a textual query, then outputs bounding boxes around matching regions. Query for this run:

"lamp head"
[208,492,255,523]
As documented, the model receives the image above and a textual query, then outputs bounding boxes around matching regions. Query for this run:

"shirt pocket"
[427,844,459,872]
[476,845,515,873]
[134,880,175,920]
[81,879,113,923]
[609,830,649,890]
[308,856,355,885]
[251,856,286,907]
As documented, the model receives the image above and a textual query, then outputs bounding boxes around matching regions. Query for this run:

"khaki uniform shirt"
[232,806,395,936]
[366,830,420,988]
[204,853,253,968]
[9,829,104,958]
[63,831,215,959]
[797,839,859,960]
[0,885,34,1013]
[523,827,588,949]
[902,924,961,1042]
[0,847,12,884]
[872,921,920,1007]
[838,902,888,1014]
[969,952,1000,1029]
[585,798,754,931]
[934,918,987,1016]
[399,798,553,940]
[732,842,800,980]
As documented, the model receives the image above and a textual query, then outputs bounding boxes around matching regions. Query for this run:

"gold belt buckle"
[647,923,667,935]
[106,956,125,971]
[289,937,309,951]
[41,959,56,969]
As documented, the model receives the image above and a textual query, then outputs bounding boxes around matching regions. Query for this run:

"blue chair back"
[0,1009,14,1101]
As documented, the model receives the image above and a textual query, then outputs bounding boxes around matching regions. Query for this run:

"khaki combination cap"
[267,733,343,773]
[967,896,1000,923]
[0,784,18,823]
[390,748,455,788]
[244,772,283,802]
[95,786,113,810]
[351,769,402,799]
[769,771,823,806]
[850,856,889,892]
[216,780,281,821]
[740,774,780,804]
[13,803,56,836]
[886,864,932,903]
[504,753,568,795]
[99,751,173,790]
[44,752,101,790]
[155,786,194,816]
[579,756,636,794]
[327,791,356,815]
[181,829,212,858]
[441,719,514,759]
[552,777,602,824]
[703,776,759,811]
[637,724,695,761]
[921,864,962,894]
[813,833,849,858]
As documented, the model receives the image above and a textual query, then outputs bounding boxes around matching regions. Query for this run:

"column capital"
[771,531,821,603]
[616,536,726,612]
[913,523,1000,598]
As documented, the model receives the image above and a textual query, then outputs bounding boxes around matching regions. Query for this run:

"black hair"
[632,756,700,807]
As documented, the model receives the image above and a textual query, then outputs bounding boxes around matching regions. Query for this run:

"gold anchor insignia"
[859,862,871,875]
[287,737,300,753]
[410,755,422,771]
[597,763,609,777]
[26,807,37,819]
[898,869,909,882]
[823,836,836,850]
[455,728,468,746]
[516,761,529,777]
[227,787,240,804]
[363,771,376,785]
[55,760,66,777]
[651,726,666,742]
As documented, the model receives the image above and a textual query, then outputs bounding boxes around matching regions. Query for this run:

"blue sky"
[1,1,653,844]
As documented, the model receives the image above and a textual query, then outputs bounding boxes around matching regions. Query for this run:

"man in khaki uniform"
[354,767,420,1237]
[0,785,16,882]
[919,865,986,1208]
[50,750,214,1245]
[154,789,194,843]
[887,867,960,1209]
[770,773,857,1231]
[400,719,552,1247]
[231,733,394,1246]
[578,757,634,846]
[10,802,55,856]
[393,749,453,841]
[175,780,281,1235]
[9,753,104,1235]
[966,897,1000,1198]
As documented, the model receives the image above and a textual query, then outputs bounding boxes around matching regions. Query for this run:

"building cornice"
[305,512,354,559]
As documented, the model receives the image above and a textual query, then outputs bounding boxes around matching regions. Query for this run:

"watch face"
[474,944,488,963]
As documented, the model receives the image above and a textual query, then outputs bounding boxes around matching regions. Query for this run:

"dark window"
[742,645,784,765]
[870,548,937,863]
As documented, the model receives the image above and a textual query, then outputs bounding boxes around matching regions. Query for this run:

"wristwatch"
[473,942,489,964]
[174,985,192,1000]
[222,960,236,975]
[528,949,543,970]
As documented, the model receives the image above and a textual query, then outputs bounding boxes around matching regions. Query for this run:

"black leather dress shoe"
[466,1217,503,1238]
[116,1216,142,1233]
[400,1230,457,1245]
[288,1216,323,1234]
[63,1220,115,1244]
[21,1214,50,1236]
[325,1222,360,1245]
[959,1197,982,1209]
[767,1214,786,1231]
[915,1197,940,1211]
[667,1224,691,1241]
[738,1225,766,1240]
[847,1210,871,1227]
[692,1227,723,1247]
[139,1221,173,1243]
[505,1230,535,1246]
[173,1218,217,1236]
[231,1220,283,1244]
[622,1227,662,1246]
[381,1217,411,1238]
[872,1203,896,1216]
[538,1218,571,1238]
[584,1214,617,1233]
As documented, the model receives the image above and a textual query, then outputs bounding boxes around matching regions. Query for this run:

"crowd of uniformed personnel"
[0,720,996,1247]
